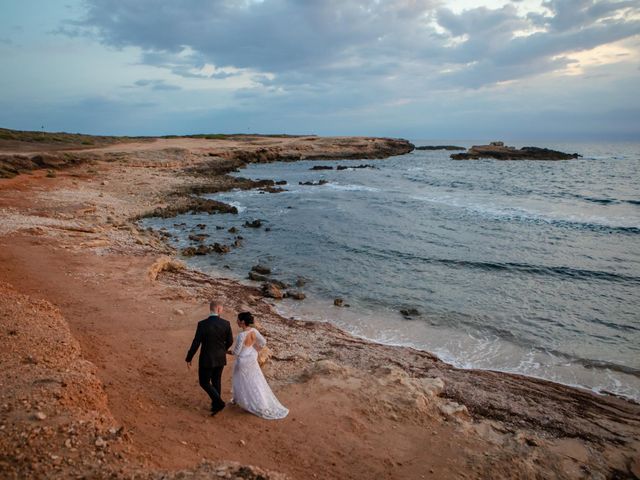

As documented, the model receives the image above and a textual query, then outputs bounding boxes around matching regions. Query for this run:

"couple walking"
[185,300,288,419]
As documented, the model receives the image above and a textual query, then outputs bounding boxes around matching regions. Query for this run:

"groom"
[185,300,234,415]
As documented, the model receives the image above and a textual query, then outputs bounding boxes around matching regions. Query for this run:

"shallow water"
[145,140,640,400]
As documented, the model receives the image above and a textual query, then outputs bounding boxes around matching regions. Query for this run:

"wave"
[410,195,640,234]
[332,239,640,285]
[323,183,380,192]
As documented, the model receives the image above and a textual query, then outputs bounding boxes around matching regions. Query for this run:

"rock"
[439,401,471,422]
[275,180,287,185]
[181,247,197,257]
[251,264,271,275]
[451,142,581,160]
[244,219,262,228]
[310,165,334,170]
[94,437,107,448]
[262,283,283,299]
[299,180,328,186]
[415,145,465,151]
[233,238,243,247]
[211,243,231,254]
[400,308,420,318]
[188,233,209,242]
[287,291,306,300]
[216,225,225,230]
[33,412,46,421]
[196,223,207,229]
[267,279,289,289]
[334,298,344,307]
[295,277,308,287]
[101,180,109,186]
[173,308,185,316]
[248,272,268,282]
[336,164,376,170]
[228,226,238,233]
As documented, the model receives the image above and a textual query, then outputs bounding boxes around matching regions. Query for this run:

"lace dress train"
[232,328,288,420]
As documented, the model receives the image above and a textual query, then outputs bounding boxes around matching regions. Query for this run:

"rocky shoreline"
[1,132,639,479]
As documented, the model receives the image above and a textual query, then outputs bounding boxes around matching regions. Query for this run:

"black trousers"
[198,365,225,410]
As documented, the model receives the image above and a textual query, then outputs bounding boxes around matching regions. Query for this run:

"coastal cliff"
[0,132,638,479]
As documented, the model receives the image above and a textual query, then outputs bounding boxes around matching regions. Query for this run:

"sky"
[0,0,639,140]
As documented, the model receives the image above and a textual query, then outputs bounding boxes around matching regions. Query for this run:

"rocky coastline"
[1,131,638,479]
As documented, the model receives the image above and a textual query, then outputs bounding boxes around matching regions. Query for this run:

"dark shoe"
[210,403,226,416]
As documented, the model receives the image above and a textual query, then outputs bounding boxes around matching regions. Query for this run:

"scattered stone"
[336,164,376,170]
[228,226,238,233]
[299,180,328,186]
[101,180,109,186]
[275,180,287,185]
[400,308,420,318]
[33,411,46,421]
[287,291,306,300]
[334,298,344,307]
[248,272,268,282]
[188,233,209,242]
[173,308,185,316]
[196,223,207,229]
[262,283,283,299]
[310,165,334,170]
[244,219,262,228]
[251,264,271,275]
[94,437,107,449]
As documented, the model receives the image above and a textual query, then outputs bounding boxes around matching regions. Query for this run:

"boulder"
[299,180,328,186]
[400,308,420,318]
[251,264,271,275]
[244,219,262,228]
[286,291,306,300]
[334,298,344,307]
[262,282,283,299]
[248,271,268,282]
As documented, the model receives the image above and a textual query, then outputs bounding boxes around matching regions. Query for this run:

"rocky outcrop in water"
[299,180,327,186]
[416,145,465,151]
[451,142,580,160]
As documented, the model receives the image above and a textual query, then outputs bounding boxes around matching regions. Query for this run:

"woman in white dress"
[229,312,288,420]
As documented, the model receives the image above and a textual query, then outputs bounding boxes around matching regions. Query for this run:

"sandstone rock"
[262,283,283,299]
[33,412,46,421]
[439,401,471,422]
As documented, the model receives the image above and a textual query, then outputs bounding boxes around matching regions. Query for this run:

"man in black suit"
[186,300,234,415]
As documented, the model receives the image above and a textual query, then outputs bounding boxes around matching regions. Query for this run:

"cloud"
[132,79,182,91]
[66,0,640,92]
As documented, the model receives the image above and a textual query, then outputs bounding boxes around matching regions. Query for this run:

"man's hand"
[186,360,192,369]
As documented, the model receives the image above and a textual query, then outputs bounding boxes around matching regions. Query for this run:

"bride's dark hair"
[238,311,254,325]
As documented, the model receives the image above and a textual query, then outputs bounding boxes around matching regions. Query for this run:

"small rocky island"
[451,141,581,160]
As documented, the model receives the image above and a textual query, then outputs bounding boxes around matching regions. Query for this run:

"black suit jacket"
[185,315,234,368]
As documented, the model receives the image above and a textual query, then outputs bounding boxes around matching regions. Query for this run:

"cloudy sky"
[1,0,639,140]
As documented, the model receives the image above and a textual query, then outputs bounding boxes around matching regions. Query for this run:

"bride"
[228,312,288,420]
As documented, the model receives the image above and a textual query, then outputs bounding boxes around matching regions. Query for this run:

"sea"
[143,140,640,401]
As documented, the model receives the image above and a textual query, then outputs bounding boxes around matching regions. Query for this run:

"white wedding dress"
[231,328,288,420]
